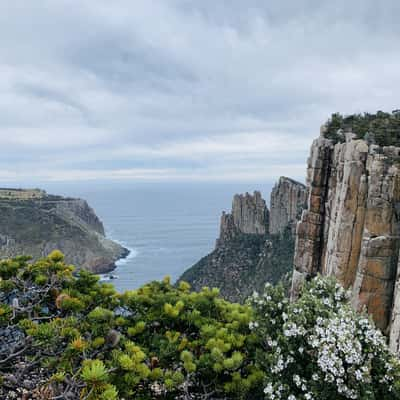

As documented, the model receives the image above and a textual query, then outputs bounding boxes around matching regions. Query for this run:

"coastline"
[95,246,131,275]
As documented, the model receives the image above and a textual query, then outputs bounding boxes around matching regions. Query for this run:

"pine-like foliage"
[0,253,399,399]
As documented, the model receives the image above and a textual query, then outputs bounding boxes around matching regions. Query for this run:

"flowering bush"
[1,253,400,399]
[249,277,400,399]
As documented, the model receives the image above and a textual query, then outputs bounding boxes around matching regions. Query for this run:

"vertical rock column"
[232,191,269,235]
[216,191,269,247]
[291,137,333,298]
[322,139,369,286]
[269,177,307,235]
[350,147,400,334]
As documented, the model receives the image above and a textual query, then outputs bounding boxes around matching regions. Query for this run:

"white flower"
[249,321,259,330]
[355,369,363,381]
[293,374,301,387]
[264,383,273,394]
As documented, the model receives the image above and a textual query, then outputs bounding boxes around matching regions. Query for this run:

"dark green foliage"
[324,110,400,146]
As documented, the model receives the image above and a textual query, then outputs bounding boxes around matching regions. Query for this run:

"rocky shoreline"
[95,246,131,274]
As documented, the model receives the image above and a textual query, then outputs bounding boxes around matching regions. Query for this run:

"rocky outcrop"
[291,131,400,353]
[218,191,269,245]
[0,189,128,273]
[180,186,301,302]
[269,177,307,235]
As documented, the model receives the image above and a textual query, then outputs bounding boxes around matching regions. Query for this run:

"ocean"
[44,182,273,292]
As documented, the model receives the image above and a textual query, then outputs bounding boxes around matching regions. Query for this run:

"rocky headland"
[180,180,307,302]
[0,188,128,273]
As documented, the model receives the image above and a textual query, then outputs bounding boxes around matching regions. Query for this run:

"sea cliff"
[0,188,128,273]
[290,126,400,353]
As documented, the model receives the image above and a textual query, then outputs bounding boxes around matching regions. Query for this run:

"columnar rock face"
[269,177,307,235]
[232,191,269,235]
[218,191,269,245]
[291,132,400,353]
[0,189,128,273]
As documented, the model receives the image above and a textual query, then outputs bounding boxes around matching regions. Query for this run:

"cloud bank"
[1,0,399,183]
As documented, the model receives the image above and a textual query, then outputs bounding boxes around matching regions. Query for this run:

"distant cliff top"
[0,188,127,273]
[0,188,46,200]
[323,110,400,146]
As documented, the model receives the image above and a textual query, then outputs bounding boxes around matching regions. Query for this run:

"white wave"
[98,274,116,282]
[115,248,138,267]
[106,235,138,266]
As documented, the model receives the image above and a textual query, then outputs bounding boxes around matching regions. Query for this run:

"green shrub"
[324,110,400,146]
[1,253,399,399]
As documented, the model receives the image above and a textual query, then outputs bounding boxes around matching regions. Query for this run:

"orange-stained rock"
[291,132,400,354]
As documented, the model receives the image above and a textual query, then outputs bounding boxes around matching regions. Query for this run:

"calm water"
[44,183,273,291]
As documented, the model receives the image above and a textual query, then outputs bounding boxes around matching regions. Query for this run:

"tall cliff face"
[0,189,128,273]
[269,177,307,235]
[180,186,303,302]
[291,132,400,352]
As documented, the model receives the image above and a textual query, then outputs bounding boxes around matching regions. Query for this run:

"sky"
[1,0,399,185]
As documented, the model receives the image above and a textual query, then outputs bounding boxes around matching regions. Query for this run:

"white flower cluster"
[283,322,305,338]
[252,277,399,400]
[309,307,378,398]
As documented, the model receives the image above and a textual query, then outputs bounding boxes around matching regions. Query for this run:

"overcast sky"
[1,0,399,185]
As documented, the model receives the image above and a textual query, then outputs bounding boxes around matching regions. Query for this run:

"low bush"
[0,253,399,399]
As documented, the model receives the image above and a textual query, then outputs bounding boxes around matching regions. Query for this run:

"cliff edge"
[0,188,128,273]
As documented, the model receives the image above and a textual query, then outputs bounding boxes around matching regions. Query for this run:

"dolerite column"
[291,136,333,299]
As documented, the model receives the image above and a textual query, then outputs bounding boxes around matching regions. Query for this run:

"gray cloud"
[0,0,399,184]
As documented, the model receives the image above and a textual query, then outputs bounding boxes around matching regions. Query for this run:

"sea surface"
[44,182,273,292]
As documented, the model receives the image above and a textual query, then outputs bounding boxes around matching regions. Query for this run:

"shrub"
[0,254,262,399]
[249,277,400,399]
[324,110,400,146]
[1,254,399,399]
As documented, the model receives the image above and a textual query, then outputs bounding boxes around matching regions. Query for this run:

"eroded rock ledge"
[290,130,400,353]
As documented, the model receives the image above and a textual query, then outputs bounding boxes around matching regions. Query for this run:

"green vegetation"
[1,252,400,399]
[180,230,295,303]
[324,110,400,146]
